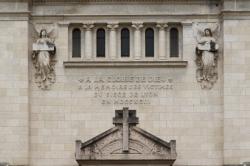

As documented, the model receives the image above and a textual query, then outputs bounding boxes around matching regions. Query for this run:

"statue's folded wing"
[192,22,205,43]
[210,23,220,40]
[31,23,40,43]
[32,23,58,42]
[47,24,58,43]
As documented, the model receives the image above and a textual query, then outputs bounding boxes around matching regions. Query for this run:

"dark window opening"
[72,28,81,58]
[121,28,130,57]
[145,28,154,57]
[170,28,179,57]
[96,28,106,57]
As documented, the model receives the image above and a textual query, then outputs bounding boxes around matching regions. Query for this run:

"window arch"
[121,28,130,57]
[145,28,154,57]
[170,28,179,57]
[72,28,81,58]
[96,28,106,57]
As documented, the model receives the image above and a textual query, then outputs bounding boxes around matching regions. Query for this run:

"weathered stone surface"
[1,1,250,166]
[0,163,9,166]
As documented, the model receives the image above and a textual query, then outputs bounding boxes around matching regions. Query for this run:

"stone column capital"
[156,23,168,30]
[83,23,94,30]
[107,23,119,30]
[132,22,144,30]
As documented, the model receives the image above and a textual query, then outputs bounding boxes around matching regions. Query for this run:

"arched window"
[96,28,105,57]
[121,28,130,57]
[145,28,154,57]
[72,28,81,58]
[170,28,179,57]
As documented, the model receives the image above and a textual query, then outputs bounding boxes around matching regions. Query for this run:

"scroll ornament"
[193,23,220,89]
[32,24,57,90]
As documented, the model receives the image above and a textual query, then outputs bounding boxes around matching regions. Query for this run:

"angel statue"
[193,23,219,89]
[32,27,57,90]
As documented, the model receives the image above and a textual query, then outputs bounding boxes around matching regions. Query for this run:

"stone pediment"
[75,108,177,165]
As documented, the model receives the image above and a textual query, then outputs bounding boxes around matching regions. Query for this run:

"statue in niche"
[32,24,57,90]
[193,23,219,89]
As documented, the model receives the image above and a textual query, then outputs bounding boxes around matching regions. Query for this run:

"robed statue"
[32,25,57,89]
[193,23,220,89]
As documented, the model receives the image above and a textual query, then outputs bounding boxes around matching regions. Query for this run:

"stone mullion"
[107,23,119,60]
[156,23,168,60]
[58,22,70,60]
[132,22,143,60]
[181,21,192,61]
[83,23,94,60]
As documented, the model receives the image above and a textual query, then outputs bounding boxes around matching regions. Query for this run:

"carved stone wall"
[30,1,224,165]
[5,0,250,166]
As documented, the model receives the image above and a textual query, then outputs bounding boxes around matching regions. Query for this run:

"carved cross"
[113,107,138,153]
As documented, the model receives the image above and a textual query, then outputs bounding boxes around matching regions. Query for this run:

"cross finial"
[113,107,138,152]
[113,107,138,126]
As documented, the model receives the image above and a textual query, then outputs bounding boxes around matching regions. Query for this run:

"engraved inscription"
[78,75,173,105]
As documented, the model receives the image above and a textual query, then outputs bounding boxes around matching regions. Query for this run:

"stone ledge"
[224,163,250,166]
[0,163,27,166]
[63,60,188,68]
[32,0,219,5]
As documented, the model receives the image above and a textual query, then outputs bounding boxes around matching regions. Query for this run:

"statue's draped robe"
[36,37,54,81]
[197,36,217,80]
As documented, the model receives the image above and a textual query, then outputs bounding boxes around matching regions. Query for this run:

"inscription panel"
[77,75,173,105]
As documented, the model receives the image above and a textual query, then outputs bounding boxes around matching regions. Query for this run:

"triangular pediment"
[75,108,177,165]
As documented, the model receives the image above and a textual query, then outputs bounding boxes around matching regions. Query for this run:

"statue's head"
[40,29,47,38]
[204,28,212,37]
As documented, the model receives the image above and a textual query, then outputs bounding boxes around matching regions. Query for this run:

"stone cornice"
[222,10,250,14]
[30,11,250,20]
[0,0,30,2]
[221,10,250,20]
[0,12,30,15]
[31,14,220,18]
[0,12,30,21]
[32,0,220,5]
[63,61,188,68]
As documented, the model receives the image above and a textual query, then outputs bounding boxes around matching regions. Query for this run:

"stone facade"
[0,0,250,166]
[0,1,29,165]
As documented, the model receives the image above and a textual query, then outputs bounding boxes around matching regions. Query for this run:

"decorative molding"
[131,22,144,30]
[82,23,95,30]
[63,61,188,68]
[75,108,177,165]
[156,23,168,30]
[107,23,119,30]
